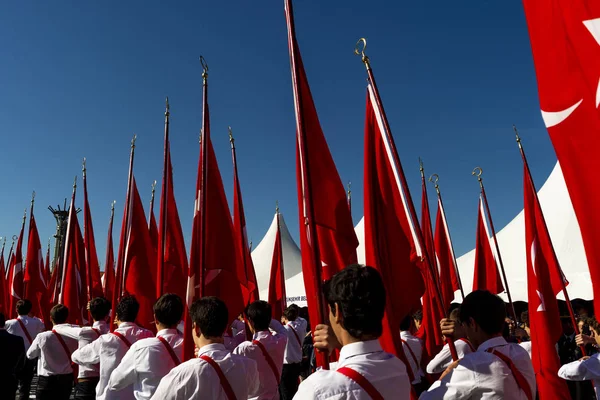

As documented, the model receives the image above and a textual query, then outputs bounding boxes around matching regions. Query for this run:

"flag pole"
[514,126,585,355]
[82,158,94,317]
[157,98,170,298]
[429,174,466,301]
[59,177,77,305]
[199,56,209,297]
[148,180,157,228]
[354,38,458,361]
[23,192,35,296]
[472,167,518,323]
[347,182,352,213]
[230,127,250,285]
[420,159,440,284]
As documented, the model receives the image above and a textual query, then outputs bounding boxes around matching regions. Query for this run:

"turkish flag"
[472,196,504,294]
[24,209,50,327]
[434,198,460,306]
[83,171,104,300]
[149,210,158,254]
[8,222,26,319]
[103,207,116,309]
[364,83,425,379]
[524,163,571,399]
[522,0,600,317]
[268,216,286,321]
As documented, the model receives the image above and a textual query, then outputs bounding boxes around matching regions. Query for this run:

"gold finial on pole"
[111,200,116,212]
[354,38,371,71]
[513,124,523,150]
[151,180,157,197]
[165,97,170,116]
[472,167,483,188]
[229,126,235,147]
[131,134,137,149]
[12,235,18,242]
[73,175,78,193]
[429,174,440,195]
[82,157,87,177]
[31,191,36,207]
[200,56,209,83]
[419,157,425,178]
[22,208,27,224]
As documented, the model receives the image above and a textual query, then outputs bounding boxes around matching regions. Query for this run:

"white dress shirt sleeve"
[419,358,476,400]
[105,344,138,394]
[246,357,260,397]
[151,365,192,400]
[269,319,287,336]
[558,355,600,381]
[72,336,102,366]
[294,377,318,400]
[26,334,41,360]
[426,343,452,374]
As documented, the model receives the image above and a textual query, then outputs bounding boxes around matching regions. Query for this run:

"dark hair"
[324,264,386,340]
[154,294,184,327]
[400,315,412,331]
[588,317,600,335]
[521,311,529,328]
[459,290,506,335]
[16,299,32,316]
[0,313,5,328]
[51,304,69,324]
[89,297,111,321]
[116,295,140,323]
[190,297,228,338]
[449,308,461,322]
[412,310,423,323]
[283,305,299,322]
[246,301,272,331]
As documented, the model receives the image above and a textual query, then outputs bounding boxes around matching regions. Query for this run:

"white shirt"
[151,343,259,400]
[420,336,536,400]
[558,352,600,395]
[426,338,475,374]
[294,339,410,400]
[71,321,153,400]
[233,319,288,400]
[6,315,45,351]
[104,328,183,400]
[400,330,423,384]
[284,317,307,364]
[519,341,532,359]
[26,323,79,376]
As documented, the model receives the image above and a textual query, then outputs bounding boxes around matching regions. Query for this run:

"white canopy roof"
[354,162,592,302]
[251,212,307,307]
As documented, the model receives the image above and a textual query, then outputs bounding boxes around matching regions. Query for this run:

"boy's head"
[324,264,386,345]
[190,297,228,344]
[50,304,69,325]
[245,301,272,333]
[16,299,32,316]
[89,297,111,322]
[282,305,299,324]
[154,293,184,329]
[459,290,506,348]
[116,295,140,324]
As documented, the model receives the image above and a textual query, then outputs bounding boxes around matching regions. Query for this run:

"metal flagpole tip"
[472,167,483,185]
[228,126,234,143]
[12,235,18,241]
[354,38,370,69]
[200,56,208,80]
[275,200,280,214]
[131,134,137,148]
[513,124,522,145]
[82,157,87,174]
[165,97,170,117]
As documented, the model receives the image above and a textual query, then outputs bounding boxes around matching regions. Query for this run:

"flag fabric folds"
[83,167,104,300]
[434,198,460,305]
[522,0,600,317]
[268,213,286,321]
[43,244,51,288]
[24,205,49,326]
[472,196,504,294]
[103,204,116,309]
[149,210,158,253]
[8,219,26,319]
[0,243,7,314]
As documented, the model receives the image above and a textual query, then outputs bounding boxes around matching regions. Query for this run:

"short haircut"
[412,310,423,322]
[588,318,600,335]
[0,313,5,328]
[400,315,412,331]
[459,290,506,335]
[190,297,228,338]
[154,293,184,327]
[51,304,69,324]
[89,297,111,321]
[116,295,140,323]
[283,305,299,322]
[521,311,529,328]
[324,264,386,340]
[449,308,461,322]
[246,301,272,331]
[16,299,32,316]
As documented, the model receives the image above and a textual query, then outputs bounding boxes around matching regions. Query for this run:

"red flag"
[268,213,286,321]
[434,197,461,305]
[83,165,104,300]
[231,133,259,305]
[472,196,504,294]
[48,258,59,305]
[149,211,158,253]
[43,243,51,288]
[24,204,50,326]
[363,84,425,376]
[8,216,26,319]
[0,241,7,314]
[524,164,571,399]
[103,203,116,308]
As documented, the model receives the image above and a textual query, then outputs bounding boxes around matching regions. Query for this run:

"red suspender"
[158,336,181,366]
[199,355,237,400]
[459,338,476,352]
[91,328,101,337]
[52,330,73,361]
[252,340,280,383]
[337,367,384,400]
[17,318,33,344]
[112,331,132,348]
[486,349,533,400]
[288,325,302,347]
[400,339,419,370]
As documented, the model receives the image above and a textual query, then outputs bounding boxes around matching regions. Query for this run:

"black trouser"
[279,363,302,400]
[16,357,35,400]
[74,377,100,400]
[36,374,74,400]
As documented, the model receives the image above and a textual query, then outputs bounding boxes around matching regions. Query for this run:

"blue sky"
[0,1,556,268]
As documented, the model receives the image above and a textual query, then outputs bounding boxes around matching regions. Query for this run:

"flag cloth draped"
[0,243,7,314]
[24,205,50,326]
[268,213,286,321]
[43,244,51,288]
[434,198,460,305]
[472,196,504,294]
[522,0,600,316]
[83,168,104,300]
[8,220,26,319]
[524,163,571,399]
[149,211,158,253]
[103,205,116,308]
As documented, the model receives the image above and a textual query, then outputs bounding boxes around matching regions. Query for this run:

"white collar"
[92,320,108,329]
[339,340,383,363]
[198,343,227,356]
[477,336,508,352]
[157,328,180,337]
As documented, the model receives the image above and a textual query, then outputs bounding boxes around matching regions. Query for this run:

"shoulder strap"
[400,338,419,368]
[486,348,533,400]
[112,331,132,348]
[199,355,237,400]
[17,318,33,344]
[91,328,101,338]
[52,330,73,361]
[288,324,302,347]
[252,339,280,383]
[458,338,476,352]
[158,336,180,366]
[337,366,384,400]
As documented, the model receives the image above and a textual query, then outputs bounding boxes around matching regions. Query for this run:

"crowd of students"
[0,264,599,399]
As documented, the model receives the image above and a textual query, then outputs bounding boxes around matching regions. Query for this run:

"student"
[400,314,424,390]
[294,264,411,399]
[72,295,153,400]
[558,317,600,395]
[0,312,26,400]
[104,293,184,400]
[420,290,536,400]
[151,296,259,400]
[26,304,78,400]
[6,299,45,399]
[233,300,287,400]
[426,308,475,374]
[280,305,307,399]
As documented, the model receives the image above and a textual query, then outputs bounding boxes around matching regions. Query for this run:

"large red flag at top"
[522,0,600,316]
[268,213,286,321]
[24,202,50,326]
[472,196,504,294]
[83,164,104,300]
[103,203,116,308]
[8,215,26,319]
[524,163,571,399]
[434,198,461,305]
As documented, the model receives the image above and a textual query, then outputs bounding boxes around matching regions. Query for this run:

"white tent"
[251,213,307,307]
[354,162,592,301]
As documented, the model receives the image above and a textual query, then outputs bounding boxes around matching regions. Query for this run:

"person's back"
[426,309,475,374]
[400,315,424,386]
[294,264,410,400]
[151,296,259,400]
[0,312,25,398]
[233,300,287,400]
